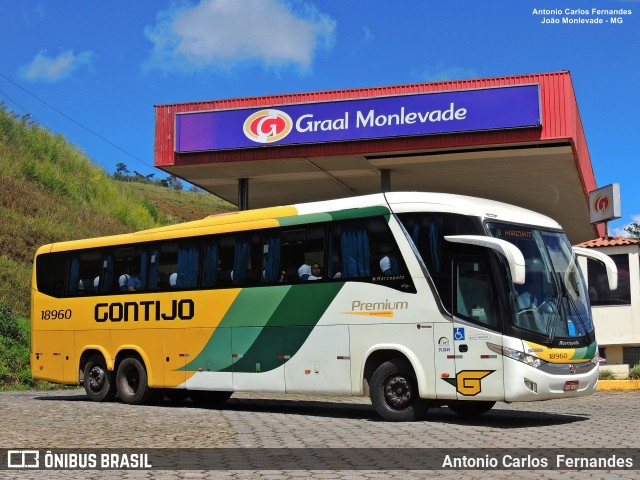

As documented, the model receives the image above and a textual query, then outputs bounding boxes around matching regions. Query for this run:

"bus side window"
[330,222,370,280]
[201,238,219,288]
[329,217,412,291]
[111,246,148,293]
[280,229,306,284]
[151,239,200,291]
[218,233,260,287]
[278,226,325,283]
[36,252,67,298]
[262,231,283,284]
[67,249,102,296]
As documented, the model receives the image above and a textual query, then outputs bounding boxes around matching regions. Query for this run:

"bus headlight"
[487,343,548,369]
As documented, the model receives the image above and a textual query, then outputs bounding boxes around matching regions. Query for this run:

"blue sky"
[0,0,638,236]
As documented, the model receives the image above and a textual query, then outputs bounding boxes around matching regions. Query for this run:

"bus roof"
[296,192,561,230]
[39,192,561,254]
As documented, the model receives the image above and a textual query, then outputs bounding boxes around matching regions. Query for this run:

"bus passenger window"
[36,252,67,298]
[201,238,219,288]
[111,246,148,293]
[328,217,412,291]
[218,233,260,287]
[151,239,200,291]
[67,249,102,296]
[279,226,325,284]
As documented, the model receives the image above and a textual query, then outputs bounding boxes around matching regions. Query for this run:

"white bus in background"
[32,192,617,421]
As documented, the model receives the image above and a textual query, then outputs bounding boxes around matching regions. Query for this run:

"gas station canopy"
[155,71,603,243]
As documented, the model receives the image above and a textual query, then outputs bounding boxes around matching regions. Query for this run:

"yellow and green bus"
[31,192,616,421]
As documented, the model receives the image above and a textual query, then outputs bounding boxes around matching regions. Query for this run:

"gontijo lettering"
[94,300,194,322]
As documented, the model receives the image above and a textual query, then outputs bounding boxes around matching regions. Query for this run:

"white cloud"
[20,50,94,82]
[144,0,336,73]
[610,214,640,237]
[351,26,373,54]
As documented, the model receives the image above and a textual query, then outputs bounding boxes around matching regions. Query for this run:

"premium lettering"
[351,300,408,311]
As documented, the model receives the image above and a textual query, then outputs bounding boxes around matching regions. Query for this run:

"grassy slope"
[0,105,233,388]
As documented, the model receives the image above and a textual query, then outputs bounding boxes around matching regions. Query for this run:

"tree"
[114,162,130,179]
[166,175,184,191]
[625,222,640,239]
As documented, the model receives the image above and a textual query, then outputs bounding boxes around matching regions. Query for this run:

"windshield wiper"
[564,285,592,344]
[544,289,562,345]
[547,272,591,345]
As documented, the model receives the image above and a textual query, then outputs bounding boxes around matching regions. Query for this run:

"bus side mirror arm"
[444,235,526,285]
[573,247,618,290]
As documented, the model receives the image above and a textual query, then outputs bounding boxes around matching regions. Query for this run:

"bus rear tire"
[83,355,116,402]
[116,357,152,405]
[448,400,495,417]
[370,359,428,422]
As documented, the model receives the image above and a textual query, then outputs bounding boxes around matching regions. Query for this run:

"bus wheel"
[370,359,428,421]
[448,400,495,417]
[83,355,116,402]
[189,390,233,404]
[116,357,151,405]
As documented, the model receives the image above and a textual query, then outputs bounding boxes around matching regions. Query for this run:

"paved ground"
[0,389,638,479]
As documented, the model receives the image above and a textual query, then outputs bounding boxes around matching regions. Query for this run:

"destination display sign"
[174,84,541,153]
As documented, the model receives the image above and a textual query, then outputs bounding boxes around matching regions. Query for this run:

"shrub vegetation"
[0,104,232,388]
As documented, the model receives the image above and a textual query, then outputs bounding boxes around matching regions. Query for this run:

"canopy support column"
[238,178,249,211]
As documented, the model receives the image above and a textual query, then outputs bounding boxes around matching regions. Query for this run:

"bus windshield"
[486,223,592,339]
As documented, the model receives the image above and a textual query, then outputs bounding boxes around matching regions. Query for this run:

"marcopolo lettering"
[94,300,195,322]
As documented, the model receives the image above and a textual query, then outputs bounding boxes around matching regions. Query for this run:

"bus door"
[450,255,505,401]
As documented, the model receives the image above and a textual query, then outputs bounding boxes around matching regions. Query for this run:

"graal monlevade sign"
[174,84,541,153]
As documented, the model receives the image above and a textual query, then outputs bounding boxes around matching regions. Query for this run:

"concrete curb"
[597,379,640,391]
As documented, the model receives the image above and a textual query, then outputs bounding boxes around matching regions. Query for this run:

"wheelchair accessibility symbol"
[454,328,465,341]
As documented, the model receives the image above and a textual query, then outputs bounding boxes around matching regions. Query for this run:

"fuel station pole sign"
[589,184,621,225]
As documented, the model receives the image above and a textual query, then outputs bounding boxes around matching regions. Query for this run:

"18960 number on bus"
[41,309,72,320]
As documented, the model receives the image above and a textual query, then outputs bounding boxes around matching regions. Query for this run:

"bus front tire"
[448,400,495,417]
[83,355,116,402]
[116,357,152,405]
[370,359,428,422]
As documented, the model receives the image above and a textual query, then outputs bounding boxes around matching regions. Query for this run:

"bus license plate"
[564,380,579,391]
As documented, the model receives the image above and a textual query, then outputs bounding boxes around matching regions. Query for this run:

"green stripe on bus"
[276,206,390,227]
[328,206,390,221]
[277,212,332,226]
[229,283,344,373]
[572,341,597,361]
[182,286,291,372]
[183,283,343,373]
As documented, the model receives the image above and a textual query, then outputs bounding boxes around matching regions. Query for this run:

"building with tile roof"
[576,236,640,367]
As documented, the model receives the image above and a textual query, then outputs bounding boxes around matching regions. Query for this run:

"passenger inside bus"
[118,273,130,292]
[298,264,322,281]
[127,271,142,292]
[379,255,399,276]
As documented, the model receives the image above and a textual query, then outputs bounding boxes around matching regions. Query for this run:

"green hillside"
[0,104,234,388]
